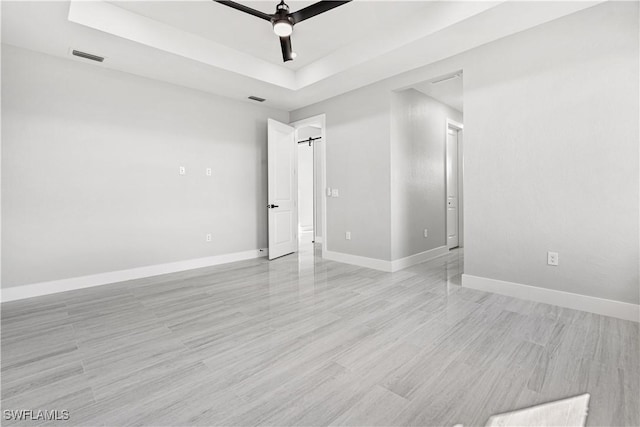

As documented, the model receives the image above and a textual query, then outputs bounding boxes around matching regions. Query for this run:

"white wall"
[1,45,289,289]
[292,2,639,305]
[390,89,463,260]
[291,86,392,261]
[461,1,639,304]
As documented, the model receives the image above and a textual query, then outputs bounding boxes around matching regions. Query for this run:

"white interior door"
[446,127,459,249]
[268,118,297,260]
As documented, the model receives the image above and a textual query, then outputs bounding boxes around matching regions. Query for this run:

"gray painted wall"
[1,45,289,288]
[291,86,392,261]
[390,89,463,260]
[292,1,638,304]
[461,1,639,304]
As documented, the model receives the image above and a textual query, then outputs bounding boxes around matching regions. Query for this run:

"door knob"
[267,204,279,209]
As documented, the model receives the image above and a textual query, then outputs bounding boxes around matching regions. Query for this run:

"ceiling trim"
[68,1,296,88]
[1,0,608,111]
[68,0,506,91]
[294,0,502,89]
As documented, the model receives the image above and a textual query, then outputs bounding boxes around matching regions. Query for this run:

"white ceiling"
[413,72,463,112]
[109,1,429,70]
[1,1,603,111]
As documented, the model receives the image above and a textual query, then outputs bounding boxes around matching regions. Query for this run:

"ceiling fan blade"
[289,1,351,24]
[279,36,294,62]
[214,1,272,21]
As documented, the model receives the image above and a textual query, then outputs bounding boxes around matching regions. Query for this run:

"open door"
[267,118,297,260]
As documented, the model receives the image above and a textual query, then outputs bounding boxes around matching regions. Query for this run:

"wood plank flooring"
[1,246,638,426]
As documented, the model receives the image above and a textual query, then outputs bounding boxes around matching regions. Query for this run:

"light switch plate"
[345,231,351,240]
[206,168,212,176]
[331,189,339,197]
[327,187,332,197]
[179,166,186,175]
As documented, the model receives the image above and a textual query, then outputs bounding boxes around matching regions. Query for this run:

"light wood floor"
[1,246,638,426]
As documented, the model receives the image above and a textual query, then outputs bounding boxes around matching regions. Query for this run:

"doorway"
[407,70,464,255]
[446,119,464,250]
[266,115,326,260]
[296,125,320,248]
[290,114,326,258]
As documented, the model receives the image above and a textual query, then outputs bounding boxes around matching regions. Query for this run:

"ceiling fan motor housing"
[272,1,294,34]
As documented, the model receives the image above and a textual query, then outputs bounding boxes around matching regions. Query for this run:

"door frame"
[289,114,327,258]
[445,118,464,249]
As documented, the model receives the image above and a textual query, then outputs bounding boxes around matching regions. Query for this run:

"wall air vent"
[248,96,266,102]
[72,50,104,62]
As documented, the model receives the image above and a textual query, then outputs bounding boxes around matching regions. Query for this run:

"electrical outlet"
[547,251,558,266]
[206,168,212,176]
[179,166,186,175]
[206,233,212,242]
[345,231,351,240]
[423,229,428,238]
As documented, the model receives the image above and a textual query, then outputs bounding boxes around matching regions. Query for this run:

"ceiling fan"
[214,1,352,62]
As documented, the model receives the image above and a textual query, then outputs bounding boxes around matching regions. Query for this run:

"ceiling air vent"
[431,72,461,85]
[72,50,104,62]
[248,96,266,102]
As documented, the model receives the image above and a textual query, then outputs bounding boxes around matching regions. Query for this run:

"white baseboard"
[462,274,639,323]
[323,250,392,272]
[323,246,449,273]
[1,249,268,303]
[391,246,448,272]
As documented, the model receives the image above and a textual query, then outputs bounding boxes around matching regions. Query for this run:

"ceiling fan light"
[273,20,293,37]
